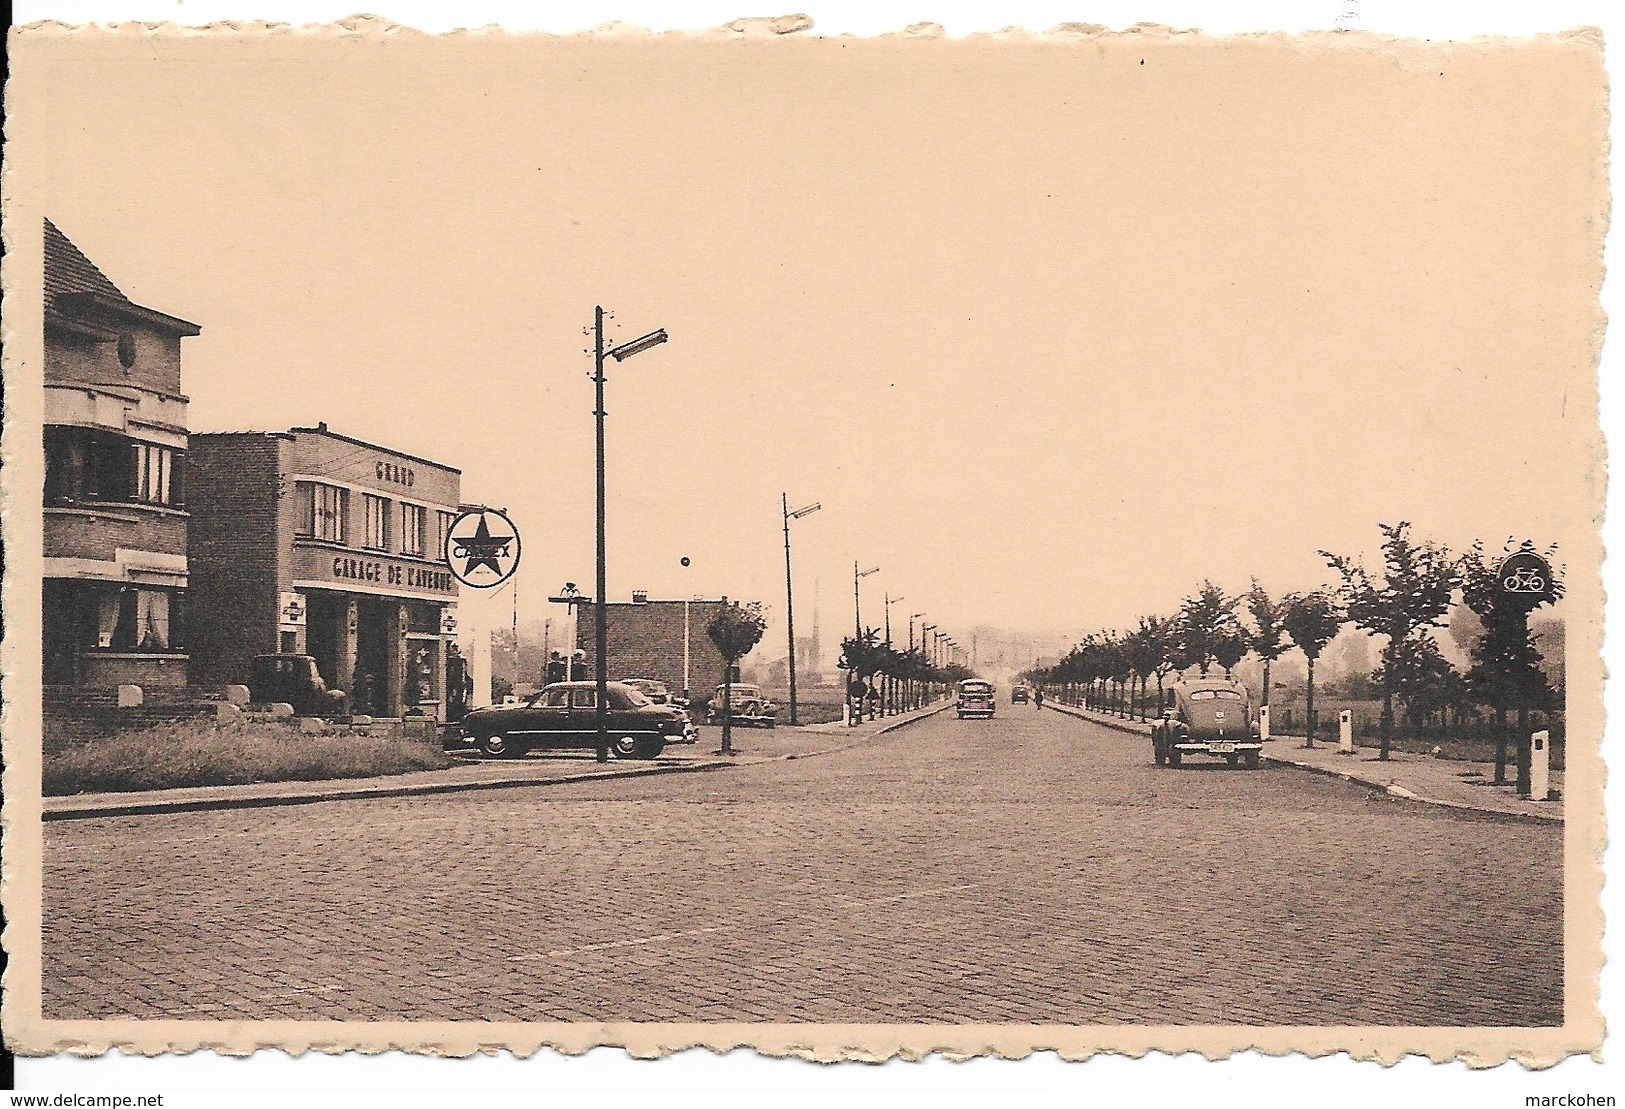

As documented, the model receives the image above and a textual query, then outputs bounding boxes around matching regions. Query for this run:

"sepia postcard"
[0,5,1612,1075]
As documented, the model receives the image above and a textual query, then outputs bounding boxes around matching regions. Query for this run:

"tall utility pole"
[782,496,820,727]
[593,306,610,762]
[853,561,862,638]
[590,306,668,762]
[853,562,879,638]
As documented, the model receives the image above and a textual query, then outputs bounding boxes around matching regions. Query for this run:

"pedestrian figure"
[1034,688,1045,710]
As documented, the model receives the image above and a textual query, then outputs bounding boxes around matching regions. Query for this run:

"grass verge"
[44,719,452,796]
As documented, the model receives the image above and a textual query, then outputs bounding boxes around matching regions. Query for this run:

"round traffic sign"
[1495,550,1554,611]
[444,509,521,589]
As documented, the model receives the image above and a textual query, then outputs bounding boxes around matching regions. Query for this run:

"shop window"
[363,494,391,551]
[401,502,426,556]
[296,481,348,543]
[407,603,442,634]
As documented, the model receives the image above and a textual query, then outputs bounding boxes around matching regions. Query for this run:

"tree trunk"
[1261,659,1272,710]
[721,668,735,755]
[1304,656,1316,749]
[1516,705,1531,797]
[1379,681,1394,760]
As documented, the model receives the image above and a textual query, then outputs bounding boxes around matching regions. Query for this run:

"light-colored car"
[705,683,778,727]
[957,679,996,719]
[1152,678,1263,770]
[620,678,674,705]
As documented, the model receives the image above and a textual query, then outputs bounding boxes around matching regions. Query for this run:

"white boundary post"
[1531,729,1551,801]
[1259,704,1271,742]
[1338,709,1354,754]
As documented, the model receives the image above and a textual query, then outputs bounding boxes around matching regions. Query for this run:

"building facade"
[187,424,461,719]
[42,219,201,691]
[574,596,737,699]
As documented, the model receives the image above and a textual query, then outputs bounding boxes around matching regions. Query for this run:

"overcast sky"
[19,24,1603,655]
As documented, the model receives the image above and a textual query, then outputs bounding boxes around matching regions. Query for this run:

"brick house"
[42,219,201,691]
[187,424,461,720]
[574,596,744,700]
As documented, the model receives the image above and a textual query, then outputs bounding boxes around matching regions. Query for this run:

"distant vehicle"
[705,683,778,728]
[248,654,348,718]
[956,679,996,719]
[1152,678,1263,770]
[620,678,673,705]
[458,680,696,759]
[1011,686,1030,704]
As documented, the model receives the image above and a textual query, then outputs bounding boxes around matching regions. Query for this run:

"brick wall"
[575,600,740,696]
[44,506,187,561]
[46,320,185,397]
[186,433,286,686]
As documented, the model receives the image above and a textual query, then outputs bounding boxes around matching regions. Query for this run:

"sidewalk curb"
[43,702,957,822]
[1257,753,1564,826]
[760,700,955,762]
[42,760,736,822]
[1041,701,1563,826]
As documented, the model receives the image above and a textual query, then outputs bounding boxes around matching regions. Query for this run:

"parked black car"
[459,680,696,760]
[248,654,348,718]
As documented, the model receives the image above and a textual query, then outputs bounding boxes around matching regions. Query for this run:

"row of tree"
[1023,523,1562,789]
[836,628,975,720]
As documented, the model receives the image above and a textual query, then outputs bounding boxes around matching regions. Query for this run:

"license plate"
[1210,742,1236,753]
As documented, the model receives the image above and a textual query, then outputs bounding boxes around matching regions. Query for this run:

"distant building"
[187,423,461,719]
[42,219,201,691]
[574,595,736,698]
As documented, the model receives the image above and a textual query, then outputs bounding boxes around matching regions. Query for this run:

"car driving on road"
[1011,686,1030,704]
[459,680,697,760]
[957,678,996,719]
[1152,678,1263,769]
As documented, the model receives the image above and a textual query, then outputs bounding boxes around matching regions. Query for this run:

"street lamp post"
[921,623,936,702]
[883,593,904,715]
[909,612,923,709]
[853,562,880,637]
[591,306,668,762]
[782,496,821,727]
[850,563,880,723]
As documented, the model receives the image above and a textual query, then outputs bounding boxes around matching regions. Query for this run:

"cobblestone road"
[43,707,1562,1025]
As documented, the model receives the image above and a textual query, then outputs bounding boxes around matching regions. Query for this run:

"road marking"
[506,882,984,963]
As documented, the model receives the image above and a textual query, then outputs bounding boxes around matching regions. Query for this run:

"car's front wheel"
[611,734,664,760]
[479,732,518,758]
[1244,750,1261,771]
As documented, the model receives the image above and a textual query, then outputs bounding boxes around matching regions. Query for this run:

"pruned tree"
[1213,633,1248,679]
[1179,581,1240,676]
[1322,522,1461,760]
[1282,590,1342,747]
[1462,538,1563,786]
[1245,580,1289,710]
[1372,633,1456,732]
[707,600,768,755]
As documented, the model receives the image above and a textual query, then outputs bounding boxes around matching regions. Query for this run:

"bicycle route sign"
[444,508,521,589]
[1494,550,1554,612]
